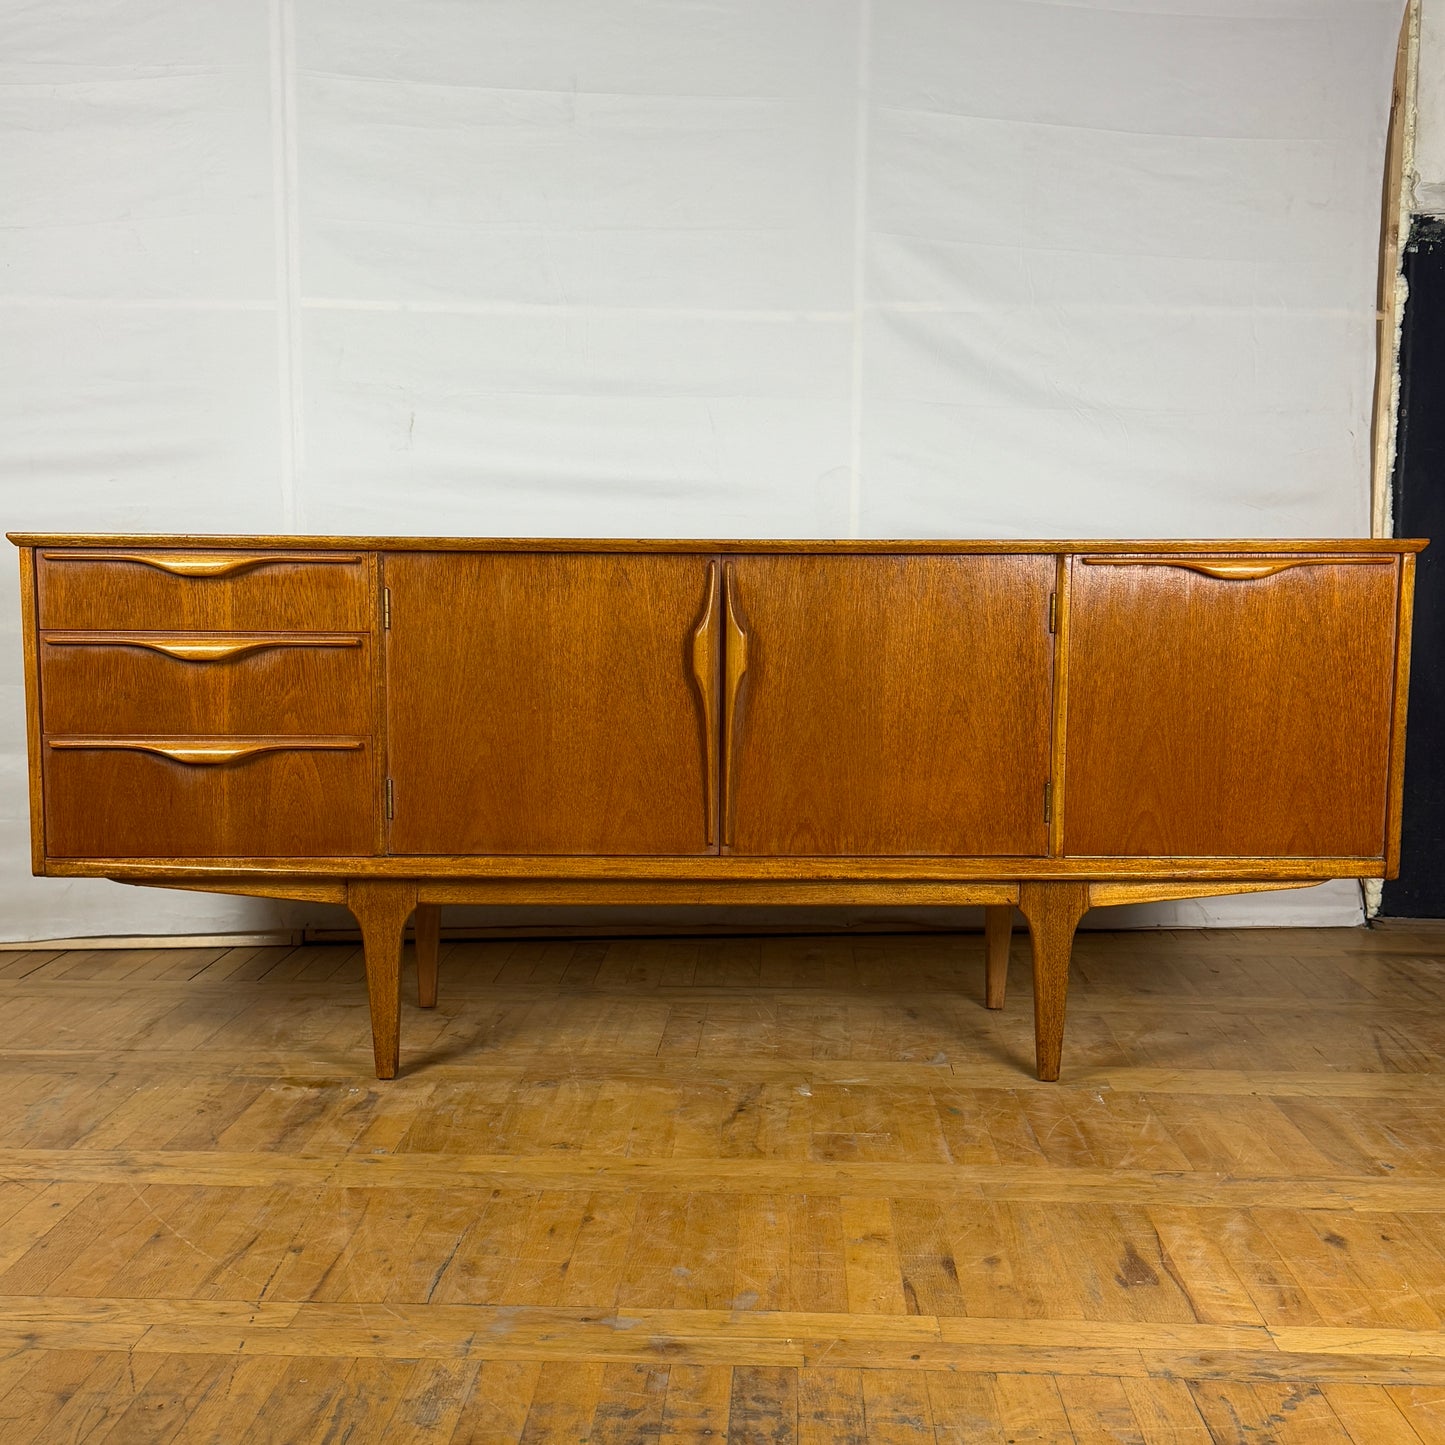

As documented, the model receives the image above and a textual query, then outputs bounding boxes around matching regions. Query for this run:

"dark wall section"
[1383,215,1445,916]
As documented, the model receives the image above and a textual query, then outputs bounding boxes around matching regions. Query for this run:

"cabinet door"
[385,553,717,855]
[724,555,1054,856]
[1062,556,1401,858]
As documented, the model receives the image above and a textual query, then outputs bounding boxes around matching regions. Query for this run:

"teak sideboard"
[9,534,1423,1081]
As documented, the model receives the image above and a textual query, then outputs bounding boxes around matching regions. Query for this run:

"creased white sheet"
[0,0,1404,938]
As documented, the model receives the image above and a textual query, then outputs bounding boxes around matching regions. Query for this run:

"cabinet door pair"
[384,553,1055,856]
[386,552,1401,862]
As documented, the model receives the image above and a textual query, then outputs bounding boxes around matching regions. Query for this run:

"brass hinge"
[382,587,391,629]
[1048,591,1057,634]
[1043,780,1053,824]
[385,777,395,820]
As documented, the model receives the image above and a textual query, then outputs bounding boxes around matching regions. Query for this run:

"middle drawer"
[40,632,374,736]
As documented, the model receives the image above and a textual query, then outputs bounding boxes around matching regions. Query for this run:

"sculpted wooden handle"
[43,635,362,663]
[41,551,362,577]
[721,563,749,847]
[690,562,720,846]
[47,737,364,766]
[1081,557,1394,581]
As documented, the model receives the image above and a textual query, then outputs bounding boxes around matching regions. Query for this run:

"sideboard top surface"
[6,533,1429,554]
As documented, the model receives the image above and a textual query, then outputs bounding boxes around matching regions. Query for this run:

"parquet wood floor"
[1,924,1445,1441]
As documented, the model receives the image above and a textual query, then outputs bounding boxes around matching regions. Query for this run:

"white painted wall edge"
[0,932,303,949]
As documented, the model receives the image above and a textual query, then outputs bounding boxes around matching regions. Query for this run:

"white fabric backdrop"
[0,0,1404,940]
[1417,0,1445,210]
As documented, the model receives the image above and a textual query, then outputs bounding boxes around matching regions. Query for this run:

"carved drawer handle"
[47,737,365,766]
[1081,557,1394,581]
[721,563,750,847]
[41,551,362,578]
[43,634,363,663]
[690,562,720,846]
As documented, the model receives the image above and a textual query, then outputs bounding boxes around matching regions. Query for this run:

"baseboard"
[0,931,305,950]
[0,910,1396,951]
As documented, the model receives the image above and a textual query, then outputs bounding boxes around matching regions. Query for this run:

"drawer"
[39,632,374,736]
[43,738,377,858]
[36,548,372,631]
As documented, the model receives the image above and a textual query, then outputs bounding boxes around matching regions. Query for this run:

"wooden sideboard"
[9,534,1423,1080]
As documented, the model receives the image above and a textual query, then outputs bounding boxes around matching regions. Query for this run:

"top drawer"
[36,549,373,631]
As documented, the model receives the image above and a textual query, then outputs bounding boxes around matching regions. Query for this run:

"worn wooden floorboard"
[0,924,1443,1440]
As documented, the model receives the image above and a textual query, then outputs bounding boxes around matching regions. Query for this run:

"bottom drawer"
[43,739,376,858]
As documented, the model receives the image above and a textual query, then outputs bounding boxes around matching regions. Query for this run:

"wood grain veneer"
[8,533,1423,1082]
[39,634,371,736]
[16,547,45,874]
[1386,552,1417,876]
[43,743,375,859]
[39,548,363,577]
[722,555,1054,857]
[36,549,372,631]
[384,552,716,856]
[1019,880,1091,1082]
[1063,556,1400,858]
[37,854,1398,882]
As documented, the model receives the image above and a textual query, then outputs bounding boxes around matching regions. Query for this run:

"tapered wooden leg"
[984,904,1013,1009]
[1017,882,1091,1082]
[414,902,441,1009]
[348,881,417,1079]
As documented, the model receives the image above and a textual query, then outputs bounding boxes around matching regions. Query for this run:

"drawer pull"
[43,634,363,663]
[1081,557,1394,581]
[47,736,365,766]
[690,561,720,846]
[721,563,749,847]
[41,551,363,578]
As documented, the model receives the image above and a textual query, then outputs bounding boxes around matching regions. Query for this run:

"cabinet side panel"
[1064,556,1398,858]
[17,547,44,872]
[1386,552,1416,877]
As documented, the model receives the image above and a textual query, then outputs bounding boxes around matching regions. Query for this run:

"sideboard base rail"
[119,873,1324,1082]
